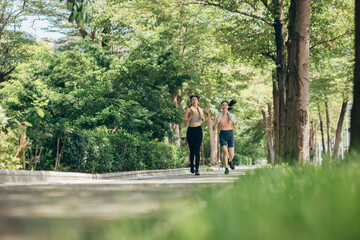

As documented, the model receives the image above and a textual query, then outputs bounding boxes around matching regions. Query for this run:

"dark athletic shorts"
[219,130,235,147]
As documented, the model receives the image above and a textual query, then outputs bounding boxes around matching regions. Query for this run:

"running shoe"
[224,168,229,175]
[229,161,235,170]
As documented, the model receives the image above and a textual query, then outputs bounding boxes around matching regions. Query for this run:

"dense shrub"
[0,120,187,173]
[37,128,188,173]
[0,107,22,169]
[73,128,114,173]
[0,40,185,173]
[109,132,187,173]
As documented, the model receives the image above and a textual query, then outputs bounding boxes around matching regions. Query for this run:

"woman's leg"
[227,130,235,170]
[222,146,228,168]
[194,127,203,174]
[189,145,195,172]
[187,128,195,173]
[228,147,234,162]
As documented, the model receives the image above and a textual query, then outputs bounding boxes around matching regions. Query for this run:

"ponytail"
[228,100,237,111]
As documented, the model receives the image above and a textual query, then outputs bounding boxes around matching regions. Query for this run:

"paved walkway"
[0,166,255,186]
[0,166,255,240]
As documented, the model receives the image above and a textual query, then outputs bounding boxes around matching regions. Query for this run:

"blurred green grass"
[64,161,360,240]
[161,162,360,240]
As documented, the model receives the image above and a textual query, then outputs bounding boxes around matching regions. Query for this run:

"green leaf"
[35,107,45,118]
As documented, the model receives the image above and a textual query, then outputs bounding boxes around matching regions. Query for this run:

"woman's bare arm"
[183,108,195,124]
[231,116,238,130]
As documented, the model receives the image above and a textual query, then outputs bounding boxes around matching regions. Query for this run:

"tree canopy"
[0,0,355,171]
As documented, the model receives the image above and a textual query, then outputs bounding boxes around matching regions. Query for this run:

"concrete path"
[0,166,255,240]
[0,166,255,185]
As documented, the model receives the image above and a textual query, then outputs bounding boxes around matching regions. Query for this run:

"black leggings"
[186,126,203,171]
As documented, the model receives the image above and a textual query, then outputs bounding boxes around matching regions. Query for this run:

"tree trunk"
[261,106,275,165]
[325,100,332,157]
[170,123,181,146]
[17,127,29,169]
[284,0,310,165]
[333,100,348,159]
[318,106,326,156]
[170,92,183,146]
[34,146,43,170]
[261,109,269,162]
[272,79,280,164]
[207,111,218,165]
[314,120,318,162]
[273,1,287,163]
[267,103,275,163]
[309,120,315,161]
[55,137,60,170]
[350,0,360,153]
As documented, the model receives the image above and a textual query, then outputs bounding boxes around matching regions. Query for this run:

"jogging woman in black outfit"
[183,95,205,175]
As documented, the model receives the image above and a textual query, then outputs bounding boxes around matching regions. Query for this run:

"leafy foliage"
[0,0,355,170]
[0,107,22,169]
[0,38,185,171]
[0,31,35,83]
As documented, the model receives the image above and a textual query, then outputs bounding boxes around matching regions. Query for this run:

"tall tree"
[0,0,54,82]
[176,0,353,164]
[333,100,348,159]
[324,99,332,157]
[0,31,34,83]
[261,103,275,165]
[350,0,360,152]
[0,0,27,47]
[284,0,310,164]
[317,105,326,156]
[271,0,287,163]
